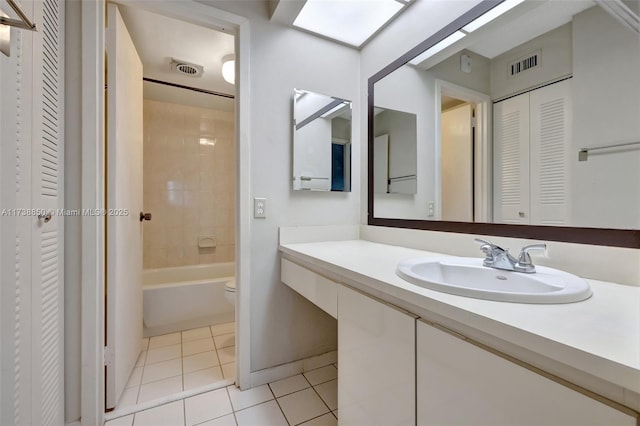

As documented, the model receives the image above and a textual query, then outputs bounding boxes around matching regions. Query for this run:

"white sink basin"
[396,257,592,304]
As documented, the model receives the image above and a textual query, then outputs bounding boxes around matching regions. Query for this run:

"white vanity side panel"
[281,258,337,318]
[416,320,637,426]
[338,285,415,426]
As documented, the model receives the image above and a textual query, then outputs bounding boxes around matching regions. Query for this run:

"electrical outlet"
[428,202,435,217]
[254,197,266,219]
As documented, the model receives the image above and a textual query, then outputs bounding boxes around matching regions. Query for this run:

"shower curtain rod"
[143,77,235,99]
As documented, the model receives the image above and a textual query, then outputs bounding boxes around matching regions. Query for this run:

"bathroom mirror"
[293,89,352,191]
[368,0,640,247]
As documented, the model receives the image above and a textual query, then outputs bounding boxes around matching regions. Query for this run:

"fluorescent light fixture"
[409,31,466,65]
[293,0,407,47]
[221,54,235,85]
[462,0,526,33]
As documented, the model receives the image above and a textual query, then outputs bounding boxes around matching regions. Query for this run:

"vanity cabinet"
[281,258,338,318]
[338,285,416,426]
[416,319,636,426]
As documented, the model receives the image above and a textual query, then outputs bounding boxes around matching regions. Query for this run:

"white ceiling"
[118,4,235,111]
[416,0,595,70]
[465,0,595,59]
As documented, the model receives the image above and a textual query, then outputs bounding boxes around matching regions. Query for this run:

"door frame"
[434,79,491,222]
[79,2,251,424]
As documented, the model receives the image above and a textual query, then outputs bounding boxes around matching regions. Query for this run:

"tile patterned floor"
[116,322,237,411]
[107,363,339,426]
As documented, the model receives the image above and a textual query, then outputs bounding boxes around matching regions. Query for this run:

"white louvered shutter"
[493,93,530,224]
[530,80,570,226]
[0,0,65,424]
[30,0,65,424]
[1,18,35,426]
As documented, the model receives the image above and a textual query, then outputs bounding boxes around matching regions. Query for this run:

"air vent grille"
[171,58,204,78]
[177,64,198,75]
[509,50,540,77]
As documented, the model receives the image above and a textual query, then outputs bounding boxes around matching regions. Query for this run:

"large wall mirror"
[368,0,640,247]
[293,89,352,191]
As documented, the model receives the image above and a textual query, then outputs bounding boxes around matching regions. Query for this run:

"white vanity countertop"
[279,239,640,399]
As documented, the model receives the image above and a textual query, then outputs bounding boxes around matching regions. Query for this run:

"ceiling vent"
[171,58,204,78]
[508,50,540,77]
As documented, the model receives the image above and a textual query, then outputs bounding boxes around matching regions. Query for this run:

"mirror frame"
[367,0,640,248]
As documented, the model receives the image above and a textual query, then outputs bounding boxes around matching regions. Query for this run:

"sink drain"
[496,275,507,280]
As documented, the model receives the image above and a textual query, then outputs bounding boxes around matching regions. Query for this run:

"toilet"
[224,278,236,306]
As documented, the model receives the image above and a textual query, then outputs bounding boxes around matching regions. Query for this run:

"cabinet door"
[417,320,636,426]
[493,92,530,224]
[530,79,570,226]
[338,285,415,426]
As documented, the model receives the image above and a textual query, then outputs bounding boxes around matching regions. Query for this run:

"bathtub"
[143,263,235,337]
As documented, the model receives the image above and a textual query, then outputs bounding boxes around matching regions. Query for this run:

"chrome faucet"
[474,238,546,273]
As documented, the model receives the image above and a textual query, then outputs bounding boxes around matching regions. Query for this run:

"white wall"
[430,49,491,95]
[571,6,640,229]
[294,118,332,190]
[198,0,360,372]
[362,0,484,222]
[373,63,437,219]
[490,23,572,99]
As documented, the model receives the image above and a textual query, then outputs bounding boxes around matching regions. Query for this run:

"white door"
[530,80,570,226]
[441,103,473,222]
[338,285,415,426]
[105,3,144,409]
[30,0,66,422]
[1,0,65,423]
[417,320,636,425]
[493,93,530,224]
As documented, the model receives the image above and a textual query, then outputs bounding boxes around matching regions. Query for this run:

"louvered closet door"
[530,80,570,226]
[0,11,37,426]
[30,0,65,424]
[493,93,530,224]
[0,21,35,426]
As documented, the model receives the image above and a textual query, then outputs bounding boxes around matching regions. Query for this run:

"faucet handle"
[515,243,547,272]
[474,238,505,252]
[474,238,507,267]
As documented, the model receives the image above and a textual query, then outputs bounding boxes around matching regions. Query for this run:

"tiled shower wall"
[143,99,235,269]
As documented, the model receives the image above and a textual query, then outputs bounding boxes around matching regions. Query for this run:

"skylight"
[293,0,411,48]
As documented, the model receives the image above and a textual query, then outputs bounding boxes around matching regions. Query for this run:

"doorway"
[441,99,475,222]
[104,3,239,413]
[435,80,492,222]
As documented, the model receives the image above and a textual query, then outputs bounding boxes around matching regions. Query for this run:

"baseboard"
[66,421,81,426]
[249,350,337,388]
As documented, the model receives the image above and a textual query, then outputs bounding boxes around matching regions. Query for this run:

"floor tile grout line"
[268,378,292,426]
[182,397,187,426]
[117,326,234,417]
[308,383,333,419]
[226,386,240,426]
[294,410,332,426]
[106,378,234,422]
[180,336,186,396]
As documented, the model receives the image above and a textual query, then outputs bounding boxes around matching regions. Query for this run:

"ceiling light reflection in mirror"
[293,0,412,47]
